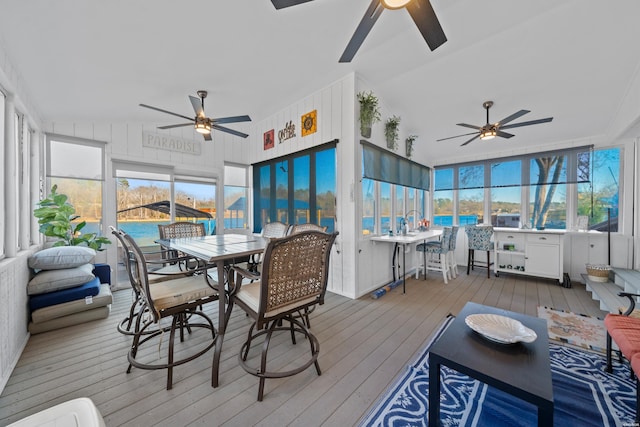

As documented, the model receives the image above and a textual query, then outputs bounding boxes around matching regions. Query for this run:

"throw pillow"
[29,246,96,270]
[27,263,95,295]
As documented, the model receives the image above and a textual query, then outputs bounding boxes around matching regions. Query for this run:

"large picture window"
[433,145,621,231]
[253,141,336,233]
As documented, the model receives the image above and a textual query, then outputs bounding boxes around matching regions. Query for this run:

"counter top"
[494,227,566,235]
[370,229,442,244]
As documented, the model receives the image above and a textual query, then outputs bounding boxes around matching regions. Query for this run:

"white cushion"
[29,246,96,270]
[27,263,95,295]
[149,276,217,313]
[7,397,105,426]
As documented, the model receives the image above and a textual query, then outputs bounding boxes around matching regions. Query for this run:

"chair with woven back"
[157,222,206,270]
[245,221,291,273]
[289,223,328,234]
[228,230,338,401]
[112,227,218,390]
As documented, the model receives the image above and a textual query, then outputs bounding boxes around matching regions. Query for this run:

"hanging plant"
[384,115,401,150]
[405,135,417,158]
[357,91,381,139]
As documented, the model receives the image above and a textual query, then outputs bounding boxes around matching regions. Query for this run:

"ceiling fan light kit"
[381,0,412,10]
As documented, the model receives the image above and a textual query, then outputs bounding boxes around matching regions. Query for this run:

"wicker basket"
[586,264,611,282]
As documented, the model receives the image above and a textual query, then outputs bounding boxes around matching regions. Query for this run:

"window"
[491,160,521,228]
[253,141,336,233]
[458,164,484,225]
[362,178,375,235]
[433,145,620,231]
[0,91,5,258]
[433,168,453,226]
[176,180,216,234]
[224,164,249,231]
[47,136,105,243]
[529,156,567,229]
[380,182,391,235]
[395,186,405,232]
[577,147,620,231]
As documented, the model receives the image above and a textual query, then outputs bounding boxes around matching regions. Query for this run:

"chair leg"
[441,253,448,284]
[467,249,473,275]
[606,332,613,373]
[486,251,491,278]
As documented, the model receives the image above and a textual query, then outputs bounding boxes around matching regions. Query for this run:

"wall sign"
[142,132,202,155]
[301,110,317,137]
[263,129,275,150]
[278,121,296,143]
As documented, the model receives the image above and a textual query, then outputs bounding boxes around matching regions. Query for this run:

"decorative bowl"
[465,313,537,344]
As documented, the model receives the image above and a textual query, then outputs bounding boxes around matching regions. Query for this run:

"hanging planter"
[384,115,401,150]
[357,91,381,139]
[405,135,417,158]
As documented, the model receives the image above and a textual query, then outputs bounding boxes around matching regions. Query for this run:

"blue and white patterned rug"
[359,315,636,427]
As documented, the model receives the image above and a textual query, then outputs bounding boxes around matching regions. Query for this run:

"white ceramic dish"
[465,313,537,344]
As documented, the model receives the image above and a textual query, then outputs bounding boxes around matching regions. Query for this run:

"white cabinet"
[565,232,608,281]
[494,229,565,284]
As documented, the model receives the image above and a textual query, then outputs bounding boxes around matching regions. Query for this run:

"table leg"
[402,243,406,294]
[538,402,553,427]
[428,356,441,427]
[392,243,399,282]
[212,259,226,388]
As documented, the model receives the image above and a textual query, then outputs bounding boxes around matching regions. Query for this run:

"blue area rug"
[359,315,636,426]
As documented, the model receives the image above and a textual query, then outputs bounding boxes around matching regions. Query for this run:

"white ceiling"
[1,0,639,163]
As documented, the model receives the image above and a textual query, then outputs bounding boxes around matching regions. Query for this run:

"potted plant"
[357,91,381,138]
[405,135,417,158]
[33,184,111,251]
[385,115,401,150]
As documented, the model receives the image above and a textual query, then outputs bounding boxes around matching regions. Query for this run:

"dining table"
[156,233,269,387]
[370,229,443,293]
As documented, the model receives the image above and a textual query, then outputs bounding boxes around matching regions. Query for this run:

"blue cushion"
[29,277,101,311]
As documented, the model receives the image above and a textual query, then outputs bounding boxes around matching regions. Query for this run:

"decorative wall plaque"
[142,132,202,155]
[278,121,296,143]
[263,129,275,150]
[301,110,317,137]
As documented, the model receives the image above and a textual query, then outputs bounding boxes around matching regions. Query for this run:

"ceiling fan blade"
[495,109,530,127]
[436,131,478,142]
[140,104,195,122]
[500,117,553,130]
[406,0,447,51]
[460,134,481,147]
[271,0,313,9]
[212,115,252,124]
[339,0,384,63]
[204,133,212,141]
[158,123,193,130]
[189,95,205,118]
[456,123,482,130]
[212,124,249,138]
[496,130,515,139]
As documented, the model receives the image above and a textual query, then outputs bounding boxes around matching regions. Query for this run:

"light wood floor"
[0,270,606,427]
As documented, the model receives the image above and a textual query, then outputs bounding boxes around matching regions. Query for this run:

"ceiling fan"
[139,90,251,141]
[437,101,554,147]
[270,0,447,63]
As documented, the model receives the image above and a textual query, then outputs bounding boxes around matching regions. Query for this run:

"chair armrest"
[618,292,640,316]
[230,265,260,281]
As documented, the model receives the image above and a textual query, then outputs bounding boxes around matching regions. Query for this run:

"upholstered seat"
[229,230,338,401]
[465,225,494,278]
[111,227,217,390]
[416,227,452,283]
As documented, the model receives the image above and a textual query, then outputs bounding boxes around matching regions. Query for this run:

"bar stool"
[448,226,460,278]
[465,225,494,278]
[416,227,452,284]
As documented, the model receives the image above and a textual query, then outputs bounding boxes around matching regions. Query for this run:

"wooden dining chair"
[228,230,338,401]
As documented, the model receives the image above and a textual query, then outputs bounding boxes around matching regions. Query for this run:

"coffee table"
[428,302,553,427]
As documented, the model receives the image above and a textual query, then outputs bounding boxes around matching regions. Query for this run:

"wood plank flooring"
[0,271,607,426]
